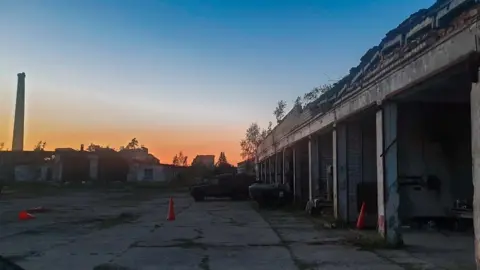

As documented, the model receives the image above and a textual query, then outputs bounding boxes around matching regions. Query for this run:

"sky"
[0,0,434,165]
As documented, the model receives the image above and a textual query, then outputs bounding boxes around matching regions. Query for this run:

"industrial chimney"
[12,72,26,151]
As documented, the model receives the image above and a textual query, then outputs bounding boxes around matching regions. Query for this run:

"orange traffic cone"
[18,210,35,221]
[356,202,366,230]
[167,197,175,221]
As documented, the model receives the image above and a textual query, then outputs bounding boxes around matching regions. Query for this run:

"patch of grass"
[96,212,140,229]
[93,263,132,270]
[106,192,158,203]
[346,231,403,250]
[6,251,40,262]
[1,182,65,198]
[293,258,318,270]
[1,181,190,200]
[171,238,208,250]
[199,255,210,270]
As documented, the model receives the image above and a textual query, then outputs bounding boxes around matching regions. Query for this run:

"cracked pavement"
[0,190,448,269]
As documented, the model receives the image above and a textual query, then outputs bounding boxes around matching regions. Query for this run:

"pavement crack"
[254,209,317,270]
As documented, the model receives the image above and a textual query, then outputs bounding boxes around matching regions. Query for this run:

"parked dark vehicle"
[190,173,257,201]
[249,183,293,207]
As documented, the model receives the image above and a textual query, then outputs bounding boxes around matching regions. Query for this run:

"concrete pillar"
[293,147,297,199]
[255,157,260,181]
[89,155,99,180]
[377,102,402,246]
[12,72,26,151]
[471,78,480,265]
[268,157,272,183]
[258,161,262,182]
[282,148,286,184]
[259,161,263,182]
[335,124,348,221]
[275,152,279,183]
[294,143,304,201]
[376,110,386,237]
[308,135,319,200]
[263,161,267,182]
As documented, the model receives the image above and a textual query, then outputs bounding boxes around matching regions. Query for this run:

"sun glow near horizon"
[0,123,244,165]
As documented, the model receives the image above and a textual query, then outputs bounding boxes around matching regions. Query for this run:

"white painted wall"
[130,164,180,182]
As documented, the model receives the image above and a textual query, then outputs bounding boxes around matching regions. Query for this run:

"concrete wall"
[318,132,333,200]
[362,116,377,184]
[89,155,98,180]
[338,114,378,222]
[130,164,185,182]
[336,124,348,221]
[397,102,472,220]
[14,165,50,181]
[293,141,310,203]
[347,121,363,221]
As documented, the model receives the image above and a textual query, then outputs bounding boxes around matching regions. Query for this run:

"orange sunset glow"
[0,82,245,165]
[0,126,244,166]
[0,113,244,165]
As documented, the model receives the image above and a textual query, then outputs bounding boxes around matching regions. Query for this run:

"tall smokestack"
[12,72,26,151]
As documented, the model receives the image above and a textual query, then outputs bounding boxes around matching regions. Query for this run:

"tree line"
[0,137,235,170]
[171,150,232,168]
[0,138,148,154]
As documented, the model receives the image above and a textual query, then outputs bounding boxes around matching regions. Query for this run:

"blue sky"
[0,0,434,161]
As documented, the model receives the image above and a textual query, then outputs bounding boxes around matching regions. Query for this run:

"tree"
[259,122,272,141]
[33,141,46,151]
[241,123,265,161]
[273,100,287,123]
[216,152,229,166]
[215,151,235,175]
[0,142,4,151]
[303,84,333,105]
[294,96,302,108]
[87,143,114,152]
[182,156,188,166]
[172,151,188,166]
[87,143,99,152]
[122,138,139,150]
[172,155,179,165]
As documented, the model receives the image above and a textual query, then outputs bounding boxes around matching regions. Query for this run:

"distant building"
[192,155,215,169]
[0,151,54,182]
[128,162,188,182]
[119,147,159,164]
[120,148,185,182]
[237,158,255,175]
[0,147,186,184]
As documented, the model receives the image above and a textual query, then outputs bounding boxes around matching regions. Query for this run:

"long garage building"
[256,0,480,255]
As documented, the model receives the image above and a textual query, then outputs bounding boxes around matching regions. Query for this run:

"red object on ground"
[18,210,35,221]
[356,202,366,230]
[167,197,175,221]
